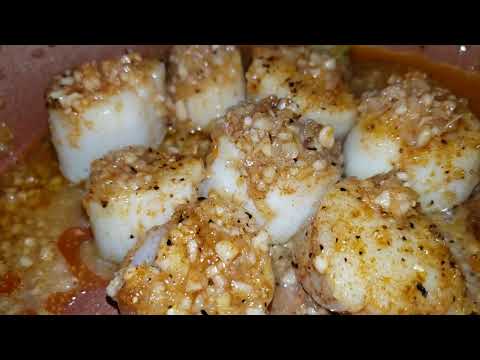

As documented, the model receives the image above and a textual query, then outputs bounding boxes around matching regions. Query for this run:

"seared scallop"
[83,146,204,263]
[246,46,357,139]
[200,97,342,244]
[107,193,274,315]
[294,175,474,314]
[47,52,168,183]
[430,192,480,309]
[344,71,480,212]
[168,45,246,130]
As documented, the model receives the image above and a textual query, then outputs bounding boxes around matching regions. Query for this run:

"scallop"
[430,192,480,309]
[83,146,204,263]
[246,46,357,139]
[344,71,480,212]
[47,53,168,183]
[200,97,342,244]
[168,45,246,130]
[294,175,474,314]
[107,193,274,315]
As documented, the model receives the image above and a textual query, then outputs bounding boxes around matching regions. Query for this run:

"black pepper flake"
[168,305,173,309]
[309,252,313,258]
[245,212,253,219]
[320,245,324,251]
[450,261,456,268]
[101,200,108,208]
[409,222,415,229]
[340,187,347,192]
[198,197,207,201]
[355,235,360,239]
[167,239,172,246]
[359,251,363,255]
[180,178,185,182]
[344,258,348,262]
[129,166,137,174]
[148,147,153,153]
[441,139,447,145]
[153,185,159,190]
[331,162,337,166]
[402,236,407,241]
[201,309,208,315]
[208,278,214,286]
[291,261,298,269]
[208,219,214,224]
[307,147,317,151]
[416,283,428,298]
[129,234,134,239]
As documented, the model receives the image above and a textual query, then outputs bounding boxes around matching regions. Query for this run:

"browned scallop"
[294,175,474,314]
[344,71,480,212]
[47,53,168,183]
[107,193,274,315]
[200,97,342,245]
[246,46,357,139]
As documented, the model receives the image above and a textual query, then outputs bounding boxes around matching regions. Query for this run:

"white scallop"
[48,62,167,183]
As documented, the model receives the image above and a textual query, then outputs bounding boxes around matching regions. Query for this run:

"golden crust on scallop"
[115,193,274,315]
[294,175,474,314]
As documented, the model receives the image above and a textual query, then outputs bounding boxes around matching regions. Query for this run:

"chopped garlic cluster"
[114,193,274,315]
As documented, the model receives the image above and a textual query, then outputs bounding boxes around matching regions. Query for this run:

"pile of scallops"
[46,45,480,314]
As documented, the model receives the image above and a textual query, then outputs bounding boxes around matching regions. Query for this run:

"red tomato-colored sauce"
[45,227,110,314]
[0,271,21,295]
